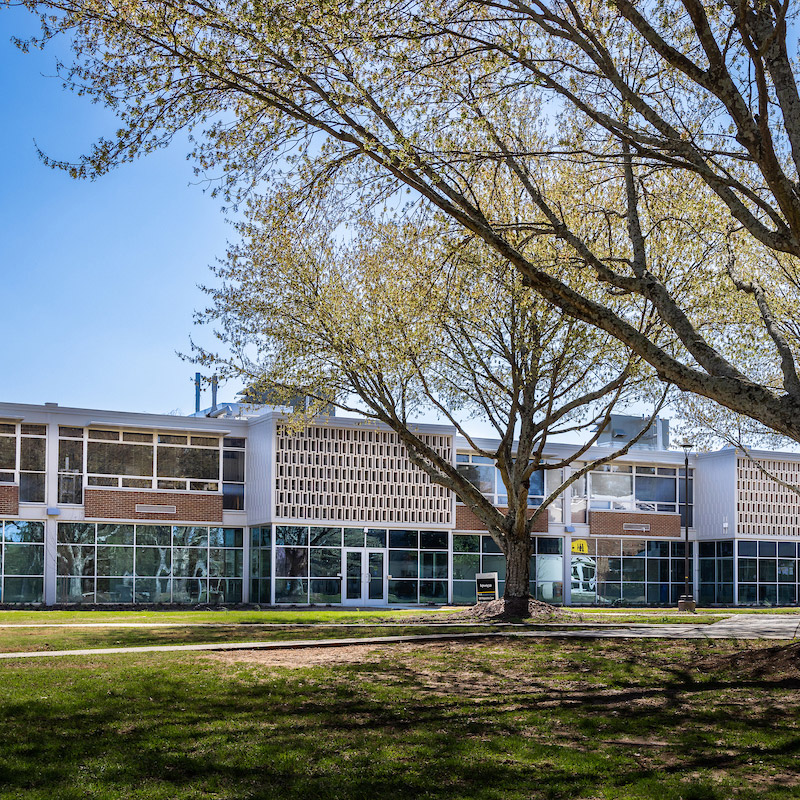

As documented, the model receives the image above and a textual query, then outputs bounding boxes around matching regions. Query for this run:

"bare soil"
[697,640,800,678]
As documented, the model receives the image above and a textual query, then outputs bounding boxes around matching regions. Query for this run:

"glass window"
[209,527,244,548]
[537,538,562,554]
[136,525,171,546]
[4,544,44,575]
[309,548,340,578]
[4,522,44,543]
[310,527,341,547]
[222,450,245,482]
[97,524,134,545]
[778,542,796,558]
[222,483,245,510]
[388,580,418,604]
[20,438,45,472]
[172,527,209,548]
[157,447,219,480]
[123,432,153,443]
[88,430,119,440]
[622,558,645,582]
[275,547,309,577]
[481,554,506,581]
[591,473,633,506]
[275,578,308,603]
[276,526,308,547]
[420,552,448,579]
[19,472,45,503]
[635,475,676,504]
[452,581,477,604]
[738,540,758,557]
[758,559,777,583]
[738,558,757,582]
[310,579,341,604]
[758,541,777,558]
[420,530,447,550]
[172,548,209,578]
[453,553,480,580]
[453,534,480,553]
[456,463,495,494]
[209,549,243,578]
[58,523,95,544]
[57,545,96,576]
[389,530,418,549]
[87,442,154,476]
[420,580,447,604]
[3,577,43,603]
[0,436,15,471]
[365,529,387,548]
[59,426,83,438]
[96,546,134,576]
[135,547,171,577]
[388,551,418,579]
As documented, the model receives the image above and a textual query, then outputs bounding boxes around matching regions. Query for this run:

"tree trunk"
[502,534,532,617]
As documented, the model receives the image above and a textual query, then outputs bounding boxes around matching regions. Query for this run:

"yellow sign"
[571,539,589,554]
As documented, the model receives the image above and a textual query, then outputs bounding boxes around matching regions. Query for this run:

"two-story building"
[0,399,797,606]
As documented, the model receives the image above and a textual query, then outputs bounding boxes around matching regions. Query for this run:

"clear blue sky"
[0,7,243,416]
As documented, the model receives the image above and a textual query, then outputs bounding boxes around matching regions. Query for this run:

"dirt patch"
[697,640,800,678]
[404,598,573,623]
[201,643,389,668]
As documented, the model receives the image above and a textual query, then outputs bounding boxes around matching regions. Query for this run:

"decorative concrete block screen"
[737,457,800,537]
[275,425,453,524]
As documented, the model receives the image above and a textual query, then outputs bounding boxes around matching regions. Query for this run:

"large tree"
[10,0,800,438]
[197,203,664,614]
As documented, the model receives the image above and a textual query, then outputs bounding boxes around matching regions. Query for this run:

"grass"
[0,624,496,652]
[0,637,799,799]
[0,607,453,626]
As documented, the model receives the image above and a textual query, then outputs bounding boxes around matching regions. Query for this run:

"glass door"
[342,549,386,605]
[344,550,363,602]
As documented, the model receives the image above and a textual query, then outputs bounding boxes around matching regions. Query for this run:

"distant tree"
[194,200,665,614]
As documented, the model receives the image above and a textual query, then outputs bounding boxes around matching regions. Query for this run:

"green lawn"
[0,607,453,626]
[0,638,798,799]
[0,624,496,652]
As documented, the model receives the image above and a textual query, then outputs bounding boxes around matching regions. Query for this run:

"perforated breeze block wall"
[275,424,453,525]
[84,488,223,522]
[737,456,800,537]
[589,510,681,538]
[0,484,19,516]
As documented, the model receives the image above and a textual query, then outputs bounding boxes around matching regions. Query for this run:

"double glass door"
[343,549,386,605]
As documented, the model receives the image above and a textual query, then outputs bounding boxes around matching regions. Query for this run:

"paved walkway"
[0,614,798,660]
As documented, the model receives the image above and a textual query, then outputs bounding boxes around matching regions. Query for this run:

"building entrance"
[342,548,386,605]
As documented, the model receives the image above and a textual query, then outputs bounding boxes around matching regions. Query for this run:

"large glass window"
[736,539,798,606]
[77,429,225,494]
[455,453,562,521]
[58,428,84,504]
[55,523,243,603]
[570,537,693,606]
[588,465,693,526]
[450,535,563,604]
[0,424,47,502]
[250,526,272,604]
[223,438,246,510]
[0,520,45,602]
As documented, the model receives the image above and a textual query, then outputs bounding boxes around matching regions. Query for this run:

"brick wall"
[455,505,549,533]
[84,488,223,523]
[0,484,19,516]
[588,510,681,538]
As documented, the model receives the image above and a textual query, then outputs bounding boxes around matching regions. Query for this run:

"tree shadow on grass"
[0,643,798,799]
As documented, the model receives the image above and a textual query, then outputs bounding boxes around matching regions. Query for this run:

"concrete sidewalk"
[0,614,797,659]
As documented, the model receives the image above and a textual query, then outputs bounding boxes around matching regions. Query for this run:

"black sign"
[476,573,498,602]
